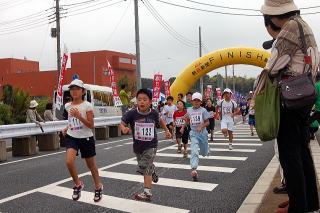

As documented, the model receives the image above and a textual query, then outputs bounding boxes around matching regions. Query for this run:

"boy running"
[205,99,215,141]
[173,100,189,158]
[239,97,248,124]
[120,89,171,201]
[247,98,256,136]
[181,92,210,181]
[162,96,177,138]
[61,79,103,202]
[216,88,239,150]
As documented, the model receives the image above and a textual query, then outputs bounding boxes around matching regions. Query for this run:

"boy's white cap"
[223,88,232,94]
[249,91,253,94]
[68,79,85,89]
[30,100,38,108]
[192,92,202,101]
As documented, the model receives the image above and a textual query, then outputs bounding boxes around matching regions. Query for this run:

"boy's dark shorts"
[206,119,215,131]
[175,127,189,144]
[135,148,157,176]
[241,111,247,117]
[166,122,174,130]
[65,134,96,158]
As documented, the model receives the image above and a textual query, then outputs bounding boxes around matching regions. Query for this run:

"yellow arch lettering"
[170,47,271,100]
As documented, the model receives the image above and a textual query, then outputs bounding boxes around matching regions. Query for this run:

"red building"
[0,50,137,99]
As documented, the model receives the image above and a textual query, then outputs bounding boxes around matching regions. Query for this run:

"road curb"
[236,141,278,213]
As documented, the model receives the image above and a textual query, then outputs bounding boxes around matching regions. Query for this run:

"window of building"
[132,59,136,65]
[119,57,131,64]
[17,70,22,73]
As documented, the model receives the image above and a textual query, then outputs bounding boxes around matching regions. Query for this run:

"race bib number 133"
[135,123,155,141]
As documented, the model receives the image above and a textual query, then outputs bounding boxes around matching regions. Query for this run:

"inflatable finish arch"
[170,47,271,100]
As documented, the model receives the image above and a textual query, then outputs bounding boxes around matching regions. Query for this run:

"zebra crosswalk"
[0,124,270,213]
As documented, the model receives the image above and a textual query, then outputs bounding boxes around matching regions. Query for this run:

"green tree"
[0,104,14,125]
[11,88,30,124]
[35,97,50,119]
[117,75,136,94]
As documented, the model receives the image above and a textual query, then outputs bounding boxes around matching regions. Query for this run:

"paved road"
[0,120,274,213]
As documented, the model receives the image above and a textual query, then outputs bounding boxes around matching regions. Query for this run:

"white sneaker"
[229,144,233,150]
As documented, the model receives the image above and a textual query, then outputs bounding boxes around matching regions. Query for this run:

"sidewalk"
[237,138,320,213]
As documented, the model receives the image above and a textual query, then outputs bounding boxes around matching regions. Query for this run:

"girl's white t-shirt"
[65,101,94,138]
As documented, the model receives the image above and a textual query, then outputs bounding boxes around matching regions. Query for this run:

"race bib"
[208,111,214,118]
[242,105,246,110]
[223,107,232,115]
[190,112,203,126]
[167,112,173,118]
[68,115,83,131]
[134,122,155,141]
[175,117,185,127]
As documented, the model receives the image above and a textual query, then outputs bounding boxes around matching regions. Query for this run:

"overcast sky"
[0,0,319,80]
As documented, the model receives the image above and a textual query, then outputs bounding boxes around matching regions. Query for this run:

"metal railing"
[0,116,121,139]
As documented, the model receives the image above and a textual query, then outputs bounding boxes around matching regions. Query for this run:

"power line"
[181,0,259,12]
[0,9,53,26]
[0,22,49,36]
[142,0,199,48]
[63,0,125,18]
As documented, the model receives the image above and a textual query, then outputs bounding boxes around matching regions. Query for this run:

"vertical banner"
[56,47,69,110]
[107,61,123,107]
[205,85,212,99]
[216,88,222,101]
[164,80,171,99]
[152,74,162,107]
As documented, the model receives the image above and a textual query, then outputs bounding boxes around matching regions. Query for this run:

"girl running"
[173,100,189,158]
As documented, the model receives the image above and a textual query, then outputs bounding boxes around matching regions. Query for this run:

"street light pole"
[199,26,203,94]
[134,0,142,90]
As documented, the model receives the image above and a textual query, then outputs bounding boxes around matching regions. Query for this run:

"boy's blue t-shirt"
[239,102,248,112]
[185,107,210,131]
[121,108,159,154]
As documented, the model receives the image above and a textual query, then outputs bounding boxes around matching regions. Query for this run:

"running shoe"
[94,184,103,202]
[134,192,152,201]
[183,151,188,158]
[177,145,182,153]
[251,132,254,136]
[229,144,233,150]
[72,181,84,201]
[191,170,198,182]
[152,172,159,183]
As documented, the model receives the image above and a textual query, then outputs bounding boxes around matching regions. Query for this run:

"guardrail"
[0,116,121,139]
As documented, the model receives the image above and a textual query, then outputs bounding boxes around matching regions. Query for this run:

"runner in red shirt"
[173,100,189,158]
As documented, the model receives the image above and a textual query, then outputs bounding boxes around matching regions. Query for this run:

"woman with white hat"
[260,0,319,212]
[26,100,44,127]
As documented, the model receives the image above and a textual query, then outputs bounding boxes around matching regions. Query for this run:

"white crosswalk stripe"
[164,146,256,153]
[99,171,218,191]
[37,185,189,213]
[156,152,247,161]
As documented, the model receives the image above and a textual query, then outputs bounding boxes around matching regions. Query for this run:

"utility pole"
[199,26,203,94]
[134,0,142,90]
[225,66,228,88]
[93,56,96,84]
[55,0,61,72]
[232,65,235,92]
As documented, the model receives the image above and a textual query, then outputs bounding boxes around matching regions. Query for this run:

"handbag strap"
[293,18,312,65]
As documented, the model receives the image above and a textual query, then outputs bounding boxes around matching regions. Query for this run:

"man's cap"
[260,0,299,15]
[223,88,232,94]
[192,92,202,101]
[68,79,85,89]
[30,100,38,108]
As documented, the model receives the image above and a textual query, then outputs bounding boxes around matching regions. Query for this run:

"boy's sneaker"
[94,184,103,202]
[191,170,198,182]
[229,144,233,150]
[251,132,254,136]
[183,151,188,158]
[152,172,159,183]
[72,181,84,201]
[134,192,152,201]
[177,145,182,153]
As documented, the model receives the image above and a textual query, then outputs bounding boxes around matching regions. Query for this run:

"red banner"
[152,74,162,106]
[216,88,222,101]
[205,85,212,99]
[55,50,69,110]
[107,61,122,107]
[164,80,171,98]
